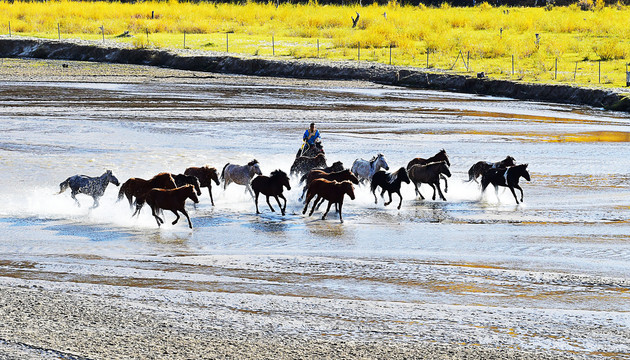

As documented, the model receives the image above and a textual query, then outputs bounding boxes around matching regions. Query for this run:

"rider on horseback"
[297,122,321,158]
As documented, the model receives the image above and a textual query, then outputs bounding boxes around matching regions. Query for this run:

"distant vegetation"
[1,0,629,87]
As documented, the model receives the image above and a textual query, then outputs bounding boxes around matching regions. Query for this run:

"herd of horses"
[57,147,531,227]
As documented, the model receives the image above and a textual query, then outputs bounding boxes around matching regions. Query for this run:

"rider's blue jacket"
[303,129,321,146]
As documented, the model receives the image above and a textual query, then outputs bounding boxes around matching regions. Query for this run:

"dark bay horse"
[296,140,324,158]
[251,170,291,216]
[290,153,327,177]
[146,184,199,228]
[172,174,202,196]
[467,156,516,183]
[370,167,411,210]
[298,161,344,185]
[302,179,355,223]
[184,166,221,206]
[117,172,177,216]
[58,170,120,208]
[408,161,452,201]
[407,149,450,192]
[299,169,359,201]
[481,164,530,204]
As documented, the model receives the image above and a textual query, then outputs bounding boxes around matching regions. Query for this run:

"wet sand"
[0,58,628,359]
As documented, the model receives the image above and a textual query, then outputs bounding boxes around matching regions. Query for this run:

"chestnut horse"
[481,164,530,204]
[302,179,355,223]
[184,166,221,206]
[251,170,291,216]
[145,184,199,228]
[299,169,359,201]
[467,156,516,183]
[408,161,452,201]
[117,173,177,216]
[370,167,411,210]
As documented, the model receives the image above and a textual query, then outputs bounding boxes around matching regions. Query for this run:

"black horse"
[172,174,202,196]
[298,161,344,185]
[251,170,291,216]
[296,140,324,158]
[481,164,531,204]
[290,153,327,177]
[58,170,120,208]
[467,156,516,183]
[370,167,411,210]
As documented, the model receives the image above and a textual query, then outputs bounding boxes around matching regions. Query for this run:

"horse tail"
[117,181,128,202]
[299,172,308,185]
[221,163,229,181]
[57,179,70,194]
[466,164,477,182]
[369,176,378,194]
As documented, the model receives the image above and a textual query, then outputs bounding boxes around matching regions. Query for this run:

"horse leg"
[515,184,524,202]
[181,209,193,229]
[278,194,287,216]
[208,188,215,206]
[151,207,163,227]
[429,183,437,201]
[441,174,449,193]
[171,210,181,225]
[303,193,314,215]
[338,201,344,223]
[91,196,100,209]
[71,191,80,207]
[494,185,500,203]
[372,186,378,204]
[509,186,520,204]
[309,196,321,216]
[315,196,326,211]
[396,191,403,209]
[322,201,333,220]
[246,184,255,199]
[265,195,275,213]
[436,182,447,201]
[385,191,393,206]
[254,192,261,214]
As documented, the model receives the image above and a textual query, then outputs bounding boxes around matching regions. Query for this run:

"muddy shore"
[1,37,629,112]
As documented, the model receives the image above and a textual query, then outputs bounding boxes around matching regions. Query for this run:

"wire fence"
[4,22,630,88]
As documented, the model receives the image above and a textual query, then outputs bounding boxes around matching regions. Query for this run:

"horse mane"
[248,159,259,166]
[270,169,286,179]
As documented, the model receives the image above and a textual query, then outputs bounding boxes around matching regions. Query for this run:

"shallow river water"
[0,75,629,356]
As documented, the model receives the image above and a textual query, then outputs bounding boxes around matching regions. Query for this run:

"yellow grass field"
[1,0,629,89]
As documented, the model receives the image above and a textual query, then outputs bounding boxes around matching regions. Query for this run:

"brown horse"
[467,156,516,183]
[184,166,221,205]
[145,184,199,228]
[406,149,450,193]
[118,172,177,215]
[251,170,291,216]
[302,179,355,223]
[298,161,344,185]
[408,161,452,201]
[290,153,327,177]
[299,169,359,201]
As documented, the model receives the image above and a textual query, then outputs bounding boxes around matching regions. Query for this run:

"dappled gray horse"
[221,159,262,198]
[58,170,120,208]
[351,153,389,183]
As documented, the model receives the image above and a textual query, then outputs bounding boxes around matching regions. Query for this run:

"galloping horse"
[290,153,327,177]
[145,184,199,228]
[58,170,120,208]
[406,149,450,192]
[481,164,530,204]
[408,161,452,201]
[172,174,202,196]
[251,170,291,216]
[221,160,262,198]
[370,167,411,210]
[299,168,359,201]
[184,166,221,206]
[296,140,324,158]
[298,161,344,185]
[467,156,516,183]
[351,153,389,183]
[117,173,177,216]
[302,179,355,223]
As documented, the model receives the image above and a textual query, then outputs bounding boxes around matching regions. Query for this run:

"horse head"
[375,154,389,171]
[342,169,360,185]
[439,162,452,177]
[249,160,262,176]
[206,166,221,186]
[106,170,120,186]
[397,167,411,184]
[185,184,200,204]
[342,181,355,200]
[330,161,344,172]
[271,170,291,191]
[439,149,451,167]
[521,164,531,181]
[192,176,202,196]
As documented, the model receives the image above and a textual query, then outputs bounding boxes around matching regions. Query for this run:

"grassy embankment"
[1,0,629,88]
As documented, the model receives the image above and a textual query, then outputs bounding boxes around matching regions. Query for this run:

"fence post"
[467,51,470,71]
[57,23,60,40]
[146,28,149,43]
[574,61,578,81]
[626,63,629,87]
[183,31,186,48]
[317,39,319,58]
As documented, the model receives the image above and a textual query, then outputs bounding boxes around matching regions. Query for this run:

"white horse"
[351,153,389,183]
[221,159,262,198]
